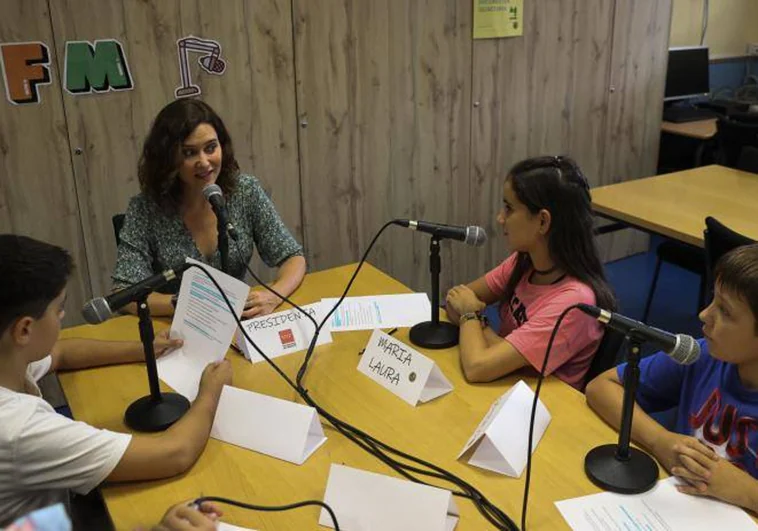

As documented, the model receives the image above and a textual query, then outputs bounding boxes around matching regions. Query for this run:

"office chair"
[582,328,625,392]
[737,146,758,174]
[715,117,758,168]
[642,240,706,324]
[704,217,756,302]
[728,111,758,125]
[112,213,126,246]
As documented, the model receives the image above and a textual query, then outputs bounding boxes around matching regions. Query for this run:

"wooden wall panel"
[0,0,92,327]
[599,0,673,261]
[3,0,675,320]
[294,0,472,294]
[468,0,617,280]
[49,0,301,296]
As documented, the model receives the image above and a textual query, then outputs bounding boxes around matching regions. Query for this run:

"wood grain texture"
[593,165,758,246]
[49,0,301,297]
[0,0,92,327]
[294,0,472,295]
[598,0,673,261]
[59,263,625,530]
[468,0,616,280]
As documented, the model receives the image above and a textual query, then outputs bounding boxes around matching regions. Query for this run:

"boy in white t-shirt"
[0,234,233,526]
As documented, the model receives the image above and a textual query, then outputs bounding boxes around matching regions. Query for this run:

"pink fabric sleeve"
[504,287,602,376]
[484,252,519,297]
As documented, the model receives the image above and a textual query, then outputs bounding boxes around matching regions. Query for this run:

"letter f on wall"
[0,42,52,105]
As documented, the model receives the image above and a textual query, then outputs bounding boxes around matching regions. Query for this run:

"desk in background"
[661,118,717,140]
[60,263,627,530]
[659,118,718,170]
[592,165,758,247]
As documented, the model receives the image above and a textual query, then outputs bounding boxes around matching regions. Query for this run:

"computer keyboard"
[662,106,719,123]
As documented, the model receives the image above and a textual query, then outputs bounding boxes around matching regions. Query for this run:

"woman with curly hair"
[112,99,305,318]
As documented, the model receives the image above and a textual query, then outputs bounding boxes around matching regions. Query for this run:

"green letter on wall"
[65,40,133,94]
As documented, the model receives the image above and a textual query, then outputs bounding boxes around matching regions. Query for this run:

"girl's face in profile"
[496,178,545,252]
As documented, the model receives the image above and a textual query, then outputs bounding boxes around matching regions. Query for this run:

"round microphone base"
[124,393,190,433]
[585,444,659,494]
[409,321,459,349]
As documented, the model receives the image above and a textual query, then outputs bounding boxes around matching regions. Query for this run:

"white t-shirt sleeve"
[14,403,132,495]
[26,356,52,383]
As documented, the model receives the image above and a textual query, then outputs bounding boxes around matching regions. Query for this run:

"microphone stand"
[124,295,190,432]
[410,236,459,349]
[584,332,659,493]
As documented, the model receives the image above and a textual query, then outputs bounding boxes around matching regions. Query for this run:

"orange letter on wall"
[0,42,52,105]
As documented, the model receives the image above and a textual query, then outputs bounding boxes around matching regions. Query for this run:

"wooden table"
[60,263,623,530]
[592,165,758,247]
[661,118,717,140]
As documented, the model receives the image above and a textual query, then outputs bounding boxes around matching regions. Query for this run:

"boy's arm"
[106,360,230,482]
[49,331,182,372]
[586,368,717,477]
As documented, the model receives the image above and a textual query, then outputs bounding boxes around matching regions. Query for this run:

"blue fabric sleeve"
[617,351,686,413]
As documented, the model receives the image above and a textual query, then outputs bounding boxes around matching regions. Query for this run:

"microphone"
[82,264,191,324]
[577,303,700,365]
[202,184,238,240]
[393,219,487,246]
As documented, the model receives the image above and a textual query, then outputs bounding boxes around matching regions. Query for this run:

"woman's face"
[176,123,223,195]
[495,178,546,252]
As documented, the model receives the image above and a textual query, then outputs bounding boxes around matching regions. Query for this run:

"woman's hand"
[242,289,282,319]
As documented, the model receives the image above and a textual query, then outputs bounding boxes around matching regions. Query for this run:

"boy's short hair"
[0,235,73,337]
[714,243,758,334]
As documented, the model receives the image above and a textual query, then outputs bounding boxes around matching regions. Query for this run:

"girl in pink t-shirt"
[446,156,616,390]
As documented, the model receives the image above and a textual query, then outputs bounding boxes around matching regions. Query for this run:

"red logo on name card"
[279,329,296,349]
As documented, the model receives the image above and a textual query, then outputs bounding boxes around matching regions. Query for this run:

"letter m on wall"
[65,40,133,94]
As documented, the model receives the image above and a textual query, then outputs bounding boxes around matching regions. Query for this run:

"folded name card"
[320,464,459,530]
[357,329,453,406]
[457,380,551,477]
[236,302,332,363]
[211,385,326,465]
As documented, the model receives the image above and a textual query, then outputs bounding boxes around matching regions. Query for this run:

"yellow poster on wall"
[473,0,524,39]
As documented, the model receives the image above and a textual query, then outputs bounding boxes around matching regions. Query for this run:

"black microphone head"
[464,226,487,247]
[81,298,112,325]
[202,183,224,203]
[669,334,700,365]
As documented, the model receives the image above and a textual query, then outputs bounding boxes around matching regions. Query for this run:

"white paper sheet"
[322,293,431,331]
[556,477,758,531]
[158,258,248,400]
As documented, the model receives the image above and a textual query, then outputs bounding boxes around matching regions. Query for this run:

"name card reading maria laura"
[357,329,453,406]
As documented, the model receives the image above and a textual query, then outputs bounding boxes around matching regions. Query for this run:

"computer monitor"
[664,46,710,102]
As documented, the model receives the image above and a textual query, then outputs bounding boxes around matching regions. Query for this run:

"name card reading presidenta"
[357,329,453,406]
[236,302,332,363]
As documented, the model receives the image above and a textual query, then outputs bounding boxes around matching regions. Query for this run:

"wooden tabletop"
[59,263,626,530]
[661,118,718,140]
[592,165,758,247]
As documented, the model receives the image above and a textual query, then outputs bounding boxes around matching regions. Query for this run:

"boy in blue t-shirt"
[587,243,758,512]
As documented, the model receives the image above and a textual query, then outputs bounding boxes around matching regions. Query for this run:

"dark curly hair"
[138,98,240,214]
